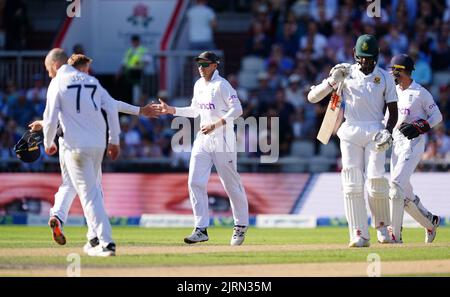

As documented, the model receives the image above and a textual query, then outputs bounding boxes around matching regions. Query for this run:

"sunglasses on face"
[390,66,404,76]
[197,62,213,68]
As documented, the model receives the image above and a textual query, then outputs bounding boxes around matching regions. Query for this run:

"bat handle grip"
[336,81,344,95]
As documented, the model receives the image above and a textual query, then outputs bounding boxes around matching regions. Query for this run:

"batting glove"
[373,129,393,152]
[327,63,351,89]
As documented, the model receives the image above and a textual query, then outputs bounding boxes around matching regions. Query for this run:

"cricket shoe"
[387,226,403,244]
[184,228,209,244]
[48,216,66,245]
[87,242,116,257]
[376,224,392,244]
[425,215,440,244]
[230,225,248,246]
[83,237,100,254]
[348,237,370,248]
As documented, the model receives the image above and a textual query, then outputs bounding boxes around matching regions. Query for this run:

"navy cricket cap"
[14,130,44,163]
[390,54,415,72]
[194,51,220,64]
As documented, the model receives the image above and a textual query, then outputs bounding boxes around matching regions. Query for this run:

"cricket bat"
[316,82,344,144]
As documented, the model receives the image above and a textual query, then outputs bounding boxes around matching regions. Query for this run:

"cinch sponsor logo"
[199,102,215,110]
[399,108,410,115]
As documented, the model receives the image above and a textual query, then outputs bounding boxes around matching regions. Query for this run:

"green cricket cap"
[355,34,379,58]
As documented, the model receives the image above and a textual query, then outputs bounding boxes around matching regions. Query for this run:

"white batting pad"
[342,167,369,241]
[368,177,391,228]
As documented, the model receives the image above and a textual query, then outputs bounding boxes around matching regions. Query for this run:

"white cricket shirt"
[396,80,442,128]
[116,100,140,115]
[342,64,398,122]
[43,64,120,149]
[174,70,243,134]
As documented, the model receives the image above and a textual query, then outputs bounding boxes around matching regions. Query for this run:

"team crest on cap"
[362,42,369,51]
[374,76,381,84]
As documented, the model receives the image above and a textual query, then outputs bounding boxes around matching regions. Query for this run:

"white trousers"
[390,130,425,200]
[188,132,249,228]
[50,140,77,224]
[337,121,387,240]
[338,121,386,177]
[50,140,112,246]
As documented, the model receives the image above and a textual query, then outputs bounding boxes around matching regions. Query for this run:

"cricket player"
[30,53,158,254]
[156,51,249,246]
[388,54,442,243]
[308,35,399,247]
[42,48,121,256]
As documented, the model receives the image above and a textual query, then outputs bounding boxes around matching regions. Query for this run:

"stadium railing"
[0,50,225,100]
[0,51,49,89]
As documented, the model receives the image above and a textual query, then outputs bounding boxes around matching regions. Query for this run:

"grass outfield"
[0,226,449,276]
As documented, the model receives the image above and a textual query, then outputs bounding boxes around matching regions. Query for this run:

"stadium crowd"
[0,0,450,171]
[234,0,450,161]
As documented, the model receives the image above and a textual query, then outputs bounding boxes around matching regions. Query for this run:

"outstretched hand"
[155,98,175,115]
[140,103,160,118]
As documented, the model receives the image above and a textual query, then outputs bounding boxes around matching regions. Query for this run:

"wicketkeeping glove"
[399,119,430,140]
[373,129,393,152]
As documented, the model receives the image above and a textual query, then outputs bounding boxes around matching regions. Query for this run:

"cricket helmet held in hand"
[14,130,44,163]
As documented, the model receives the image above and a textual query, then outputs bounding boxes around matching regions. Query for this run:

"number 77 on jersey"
[316,82,344,144]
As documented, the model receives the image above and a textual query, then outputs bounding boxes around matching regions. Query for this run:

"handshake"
[140,99,175,118]
[142,99,217,134]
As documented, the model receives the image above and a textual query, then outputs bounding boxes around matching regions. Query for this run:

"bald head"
[45,48,68,78]
[46,48,68,63]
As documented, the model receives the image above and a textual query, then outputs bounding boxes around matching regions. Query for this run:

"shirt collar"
[211,69,219,81]
[202,70,219,84]
[397,80,416,92]
[406,80,419,91]
[56,64,75,75]
[353,64,379,78]
[211,70,219,81]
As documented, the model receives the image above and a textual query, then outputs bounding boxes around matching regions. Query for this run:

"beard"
[354,54,377,75]
[358,60,376,74]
